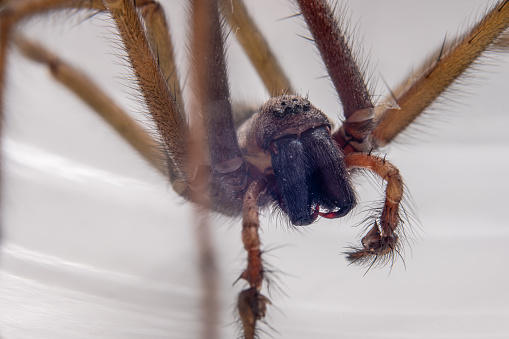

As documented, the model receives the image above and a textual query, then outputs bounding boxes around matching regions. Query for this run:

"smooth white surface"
[1,0,509,338]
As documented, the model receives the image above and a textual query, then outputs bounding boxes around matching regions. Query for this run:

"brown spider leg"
[135,0,189,193]
[296,0,376,151]
[106,0,246,336]
[104,0,224,337]
[0,0,104,231]
[237,177,269,339]
[185,1,226,337]
[103,0,189,183]
[136,0,185,116]
[1,0,192,192]
[187,0,247,191]
[0,0,104,109]
[220,0,296,128]
[13,35,169,176]
[372,0,509,147]
[344,153,404,265]
[219,0,294,96]
[0,0,106,121]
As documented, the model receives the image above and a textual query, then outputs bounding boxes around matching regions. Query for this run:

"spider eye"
[270,126,356,226]
[272,109,285,119]
[270,96,308,119]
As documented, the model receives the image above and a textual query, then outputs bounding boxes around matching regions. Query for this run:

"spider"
[0,0,508,339]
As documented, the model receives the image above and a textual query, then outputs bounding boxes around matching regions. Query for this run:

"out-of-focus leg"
[13,35,168,177]
[220,0,294,96]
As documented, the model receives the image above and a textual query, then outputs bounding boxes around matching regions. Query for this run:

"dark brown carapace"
[1,0,509,338]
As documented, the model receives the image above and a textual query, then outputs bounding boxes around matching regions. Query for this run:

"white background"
[1,0,508,338]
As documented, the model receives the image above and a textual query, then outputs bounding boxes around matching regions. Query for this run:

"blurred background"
[1,0,508,338]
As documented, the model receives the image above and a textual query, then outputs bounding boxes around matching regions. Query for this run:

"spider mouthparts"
[319,204,353,219]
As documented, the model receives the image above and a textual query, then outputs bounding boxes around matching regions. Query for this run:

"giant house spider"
[0,0,509,338]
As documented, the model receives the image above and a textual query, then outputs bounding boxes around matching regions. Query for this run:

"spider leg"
[0,0,105,231]
[220,0,296,128]
[104,1,242,337]
[0,0,190,191]
[185,2,228,337]
[372,0,509,146]
[344,153,404,266]
[129,0,190,192]
[237,177,269,339]
[137,0,185,116]
[0,0,106,119]
[296,0,376,151]
[13,35,169,176]
[220,0,294,96]
[187,0,247,189]
[103,0,190,188]
[188,1,275,337]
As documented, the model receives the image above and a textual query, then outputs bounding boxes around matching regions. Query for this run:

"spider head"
[239,95,356,226]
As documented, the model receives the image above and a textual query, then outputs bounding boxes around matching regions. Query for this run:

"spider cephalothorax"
[239,95,355,226]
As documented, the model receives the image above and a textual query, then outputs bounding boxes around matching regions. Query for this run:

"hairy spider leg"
[345,153,404,265]
[372,0,509,147]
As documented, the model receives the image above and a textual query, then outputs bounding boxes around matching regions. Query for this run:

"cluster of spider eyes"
[272,98,312,118]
